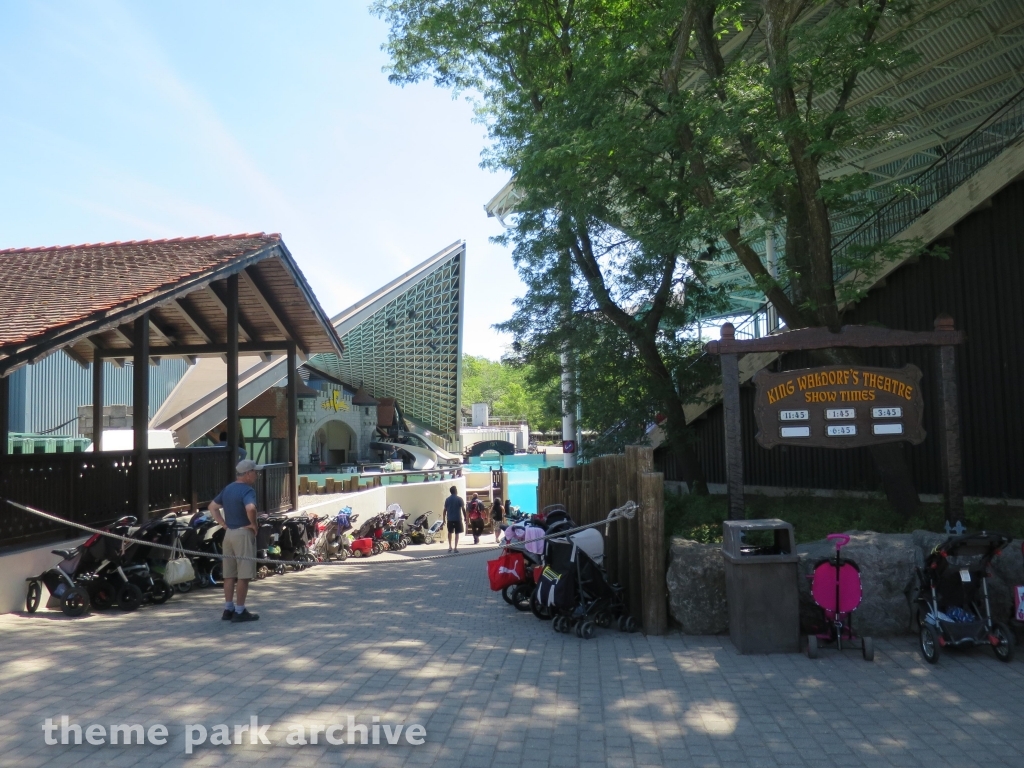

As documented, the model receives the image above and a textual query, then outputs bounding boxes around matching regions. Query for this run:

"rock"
[911,529,946,563]
[797,531,919,637]
[666,537,728,634]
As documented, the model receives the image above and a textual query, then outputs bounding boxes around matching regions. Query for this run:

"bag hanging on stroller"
[488,551,525,591]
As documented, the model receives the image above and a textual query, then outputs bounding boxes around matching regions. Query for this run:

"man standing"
[468,493,484,544]
[491,497,505,544]
[444,485,468,554]
[209,459,260,623]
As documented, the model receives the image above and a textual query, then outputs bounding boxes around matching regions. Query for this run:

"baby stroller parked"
[535,522,634,638]
[406,513,436,545]
[806,534,873,661]
[915,531,1015,664]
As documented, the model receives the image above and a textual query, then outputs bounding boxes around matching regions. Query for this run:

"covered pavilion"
[0,233,344,550]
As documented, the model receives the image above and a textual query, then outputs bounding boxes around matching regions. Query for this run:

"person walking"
[444,485,468,553]
[208,459,260,623]
[490,497,505,544]
[468,493,485,544]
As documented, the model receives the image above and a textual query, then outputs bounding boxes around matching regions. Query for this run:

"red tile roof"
[0,234,280,349]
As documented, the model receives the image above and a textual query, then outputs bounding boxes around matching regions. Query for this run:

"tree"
[376,0,924,511]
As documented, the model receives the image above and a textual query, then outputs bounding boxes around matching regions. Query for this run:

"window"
[241,417,274,464]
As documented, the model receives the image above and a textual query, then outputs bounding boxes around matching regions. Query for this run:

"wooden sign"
[752,364,926,449]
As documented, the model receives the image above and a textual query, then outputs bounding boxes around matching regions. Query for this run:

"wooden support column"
[720,323,744,521]
[639,471,667,635]
[133,313,150,520]
[226,274,240,483]
[92,357,103,452]
[287,342,299,511]
[935,315,965,531]
[0,373,9,457]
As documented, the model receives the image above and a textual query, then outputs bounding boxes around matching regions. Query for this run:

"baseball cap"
[236,459,257,474]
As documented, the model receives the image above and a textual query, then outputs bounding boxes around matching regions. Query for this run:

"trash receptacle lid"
[722,519,797,563]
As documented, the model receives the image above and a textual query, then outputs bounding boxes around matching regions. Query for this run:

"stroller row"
[312,504,445,560]
[488,505,640,639]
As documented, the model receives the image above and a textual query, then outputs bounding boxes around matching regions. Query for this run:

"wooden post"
[189,448,198,514]
[133,312,150,520]
[0,373,8,457]
[639,471,667,635]
[935,315,965,530]
[287,342,298,511]
[226,274,240,485]
[92,358,103,453]
[720,323,744,520]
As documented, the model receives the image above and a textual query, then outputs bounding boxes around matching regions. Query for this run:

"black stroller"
[533,513,635,638]
[406,513,435,545]
[915,531,1015,663]
[183,511,226,588]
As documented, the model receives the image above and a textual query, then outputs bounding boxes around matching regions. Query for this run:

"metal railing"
[727,85,1024,342]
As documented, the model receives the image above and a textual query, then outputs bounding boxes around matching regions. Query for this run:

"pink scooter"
[807,533,874,661]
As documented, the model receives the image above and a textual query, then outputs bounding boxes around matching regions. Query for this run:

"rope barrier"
[3,498,638,570]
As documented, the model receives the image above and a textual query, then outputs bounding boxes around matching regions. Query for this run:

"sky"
[0,1,522,359]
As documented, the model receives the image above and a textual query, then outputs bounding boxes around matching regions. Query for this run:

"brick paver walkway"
[1,540,1023,768]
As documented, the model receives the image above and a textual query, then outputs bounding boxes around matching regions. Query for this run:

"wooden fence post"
[639,471,667,635]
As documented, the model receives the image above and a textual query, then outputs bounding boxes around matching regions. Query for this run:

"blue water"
[466,453,565,513]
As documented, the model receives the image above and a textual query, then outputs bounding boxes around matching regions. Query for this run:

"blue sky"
[0,1,521,358]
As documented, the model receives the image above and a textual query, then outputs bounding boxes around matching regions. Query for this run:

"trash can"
[722,519,799,654]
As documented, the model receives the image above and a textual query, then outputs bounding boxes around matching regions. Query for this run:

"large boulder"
[797,532,919,637]
[666,537,728,634]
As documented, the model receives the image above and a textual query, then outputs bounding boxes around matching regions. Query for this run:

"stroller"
[534,516,634,638]
[499,522,546,610]
[915,531,1015,663]
[350,514,384,557]
[184,512,226,587]
[313,507,353,561]
[806,534,874,661]
[406,513,436,545]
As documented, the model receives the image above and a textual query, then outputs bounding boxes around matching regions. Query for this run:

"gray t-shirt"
[443,494,465,522]
[213,482,257,529]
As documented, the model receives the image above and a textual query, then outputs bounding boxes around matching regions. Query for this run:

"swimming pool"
[465,453,565,513]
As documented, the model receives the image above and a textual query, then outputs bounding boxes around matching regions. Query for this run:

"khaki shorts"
[222,527,256,580]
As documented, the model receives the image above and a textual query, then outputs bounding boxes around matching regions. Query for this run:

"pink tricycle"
[807,533,874,661]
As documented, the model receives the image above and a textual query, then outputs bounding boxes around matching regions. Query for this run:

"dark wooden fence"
[536,445,667,635]
[0,448,293,551]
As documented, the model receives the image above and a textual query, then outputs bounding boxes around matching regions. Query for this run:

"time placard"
[872,407,903,419]
[778,410,809,421]
[872,423,904,435]
[825,408,856,420]
[826,424,857,436]
[779,426,810,438]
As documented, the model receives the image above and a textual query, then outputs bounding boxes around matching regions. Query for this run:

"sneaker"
[448,547,452,553]
[221,609,234,621]
[231,609,260,623]
[453,549,459,554]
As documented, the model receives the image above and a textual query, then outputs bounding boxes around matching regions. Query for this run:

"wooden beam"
[705,322,965,355]
[0,374,9,457]
[110,326,134,348]
[240,267,300,349]
[92,354,103,452]
[94,342,290,358]
[226,274,240,479]
[172,298,216,344]
[148,317,176,345]
[205,281,272,362]
[62,344,90,369]
[134,314,150,521]
[287,342,298,511]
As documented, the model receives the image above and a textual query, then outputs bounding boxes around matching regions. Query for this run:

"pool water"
[466,453,565,513]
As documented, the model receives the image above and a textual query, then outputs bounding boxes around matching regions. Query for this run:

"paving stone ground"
[1,538,1023,768]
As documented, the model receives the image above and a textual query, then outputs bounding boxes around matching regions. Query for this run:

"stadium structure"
[150,241,466,469]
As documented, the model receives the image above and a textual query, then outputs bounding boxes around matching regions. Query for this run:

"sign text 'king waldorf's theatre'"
[752,364,926,449]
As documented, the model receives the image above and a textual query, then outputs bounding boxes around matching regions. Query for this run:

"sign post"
[705,316,966,527]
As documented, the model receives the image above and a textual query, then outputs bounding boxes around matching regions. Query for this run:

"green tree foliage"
[461,354,560,432]
[376,0,925,507]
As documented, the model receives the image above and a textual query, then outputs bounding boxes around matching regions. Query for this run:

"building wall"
[7,352,187,436]
[684,179,1024,499]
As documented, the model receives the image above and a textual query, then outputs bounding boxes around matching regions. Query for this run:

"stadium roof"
[153,241,466,444]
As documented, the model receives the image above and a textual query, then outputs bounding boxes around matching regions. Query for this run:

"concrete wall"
[384,476,467,519]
